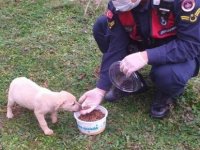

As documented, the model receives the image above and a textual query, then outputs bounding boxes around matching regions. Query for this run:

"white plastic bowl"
[74,105,108,135]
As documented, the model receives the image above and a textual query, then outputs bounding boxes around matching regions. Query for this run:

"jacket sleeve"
[147,1,200,65]
[96,1,130,91]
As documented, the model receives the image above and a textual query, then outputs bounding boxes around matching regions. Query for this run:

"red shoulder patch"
[106,10,113,19]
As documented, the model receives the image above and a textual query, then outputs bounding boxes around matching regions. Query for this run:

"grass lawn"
[0,0,200,149]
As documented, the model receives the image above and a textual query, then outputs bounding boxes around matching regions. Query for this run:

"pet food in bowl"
[74,105,108,135]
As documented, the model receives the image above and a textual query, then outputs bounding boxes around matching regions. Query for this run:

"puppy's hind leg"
[6,97,15,119]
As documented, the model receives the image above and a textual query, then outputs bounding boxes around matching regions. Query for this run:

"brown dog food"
[79,109,105,122]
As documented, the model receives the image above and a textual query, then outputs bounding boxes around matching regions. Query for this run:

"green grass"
[0,0,200,149]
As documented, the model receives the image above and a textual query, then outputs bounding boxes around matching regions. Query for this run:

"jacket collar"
[134,0,151,12]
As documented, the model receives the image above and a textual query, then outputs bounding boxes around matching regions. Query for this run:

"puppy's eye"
[72,101,75,106]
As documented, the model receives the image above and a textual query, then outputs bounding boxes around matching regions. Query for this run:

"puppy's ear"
[55,93,67,111]
[55,91,76,111]
[55,100,65,111]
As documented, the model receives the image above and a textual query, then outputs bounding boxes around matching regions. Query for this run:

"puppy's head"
[56,91,80,112]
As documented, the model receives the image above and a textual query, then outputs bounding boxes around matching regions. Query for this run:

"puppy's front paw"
[44,129,54,135]
[7,112,14,119]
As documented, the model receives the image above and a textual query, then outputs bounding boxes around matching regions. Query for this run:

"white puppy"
[7,77,80,135]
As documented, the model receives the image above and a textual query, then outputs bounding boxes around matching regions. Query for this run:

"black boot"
[150,91,176,119]
[104,86,131,102]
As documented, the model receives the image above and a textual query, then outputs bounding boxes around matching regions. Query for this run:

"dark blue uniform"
[93,0,200,98]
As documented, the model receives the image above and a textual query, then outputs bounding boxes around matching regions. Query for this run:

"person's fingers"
[79,106,96,115]
[119,60,125,72]
[122,65,129,76]
[120,59,130,73]
[81,101,88,108]
[126,70,132,78]
[78,94,87,104]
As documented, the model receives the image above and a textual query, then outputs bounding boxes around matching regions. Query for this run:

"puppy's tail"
[7,78,18,103]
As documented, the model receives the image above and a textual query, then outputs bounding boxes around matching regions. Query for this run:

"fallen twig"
[84,0,92,16]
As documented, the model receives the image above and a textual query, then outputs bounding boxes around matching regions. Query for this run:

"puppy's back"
[8,77,42,109]
[9,77,40,91]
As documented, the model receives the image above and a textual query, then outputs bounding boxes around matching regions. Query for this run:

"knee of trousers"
[92,15,109,53]
[150,65,191,96]
[93,15,107,38]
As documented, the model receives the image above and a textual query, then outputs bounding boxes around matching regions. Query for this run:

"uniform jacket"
[97,0,200,91]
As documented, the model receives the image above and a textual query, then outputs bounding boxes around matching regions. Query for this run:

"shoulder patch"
[181,0,195,12]
[181,8,200,22]
[106,10,113,19]
[106,9,115,29]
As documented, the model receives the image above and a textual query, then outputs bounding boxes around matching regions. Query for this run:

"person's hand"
[120,51,148,77]
[79,88,106,115]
